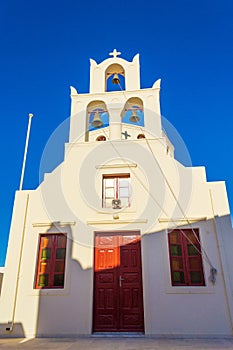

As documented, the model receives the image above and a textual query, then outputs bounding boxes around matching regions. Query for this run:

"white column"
[108,106,123,140]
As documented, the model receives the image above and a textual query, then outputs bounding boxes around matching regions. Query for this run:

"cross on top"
[109,49,121,58]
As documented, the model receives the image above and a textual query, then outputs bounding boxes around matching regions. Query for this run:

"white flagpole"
[19,113,34,191]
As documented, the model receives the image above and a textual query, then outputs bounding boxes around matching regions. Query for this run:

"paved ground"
[1,337,233,350]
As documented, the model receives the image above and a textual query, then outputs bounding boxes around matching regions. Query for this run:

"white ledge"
[32,221,76,227]
[158,217,207,223]
[95,163,137,169]
[87,219,147,225]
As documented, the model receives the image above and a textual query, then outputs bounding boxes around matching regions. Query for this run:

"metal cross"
[122,130,131,139]
[109,49,121,58]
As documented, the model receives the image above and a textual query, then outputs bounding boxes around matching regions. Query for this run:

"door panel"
[119,235,144,331]
[94,235,119,330]
[93,232,144,332]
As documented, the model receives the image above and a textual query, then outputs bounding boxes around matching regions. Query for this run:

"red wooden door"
[93,232,144,332]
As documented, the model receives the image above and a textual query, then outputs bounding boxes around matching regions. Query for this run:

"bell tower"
[89,49,140,93]
[68,49,163,146]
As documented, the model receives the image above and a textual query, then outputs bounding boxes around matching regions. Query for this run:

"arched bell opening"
[122,97,144,126]
[105,64,125,92]
[87,101,109,131]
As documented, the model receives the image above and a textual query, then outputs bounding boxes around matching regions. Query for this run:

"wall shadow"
[0,323,25,338]
[1,214,233,337]
[35,224,93,337]
[32,213,233,336]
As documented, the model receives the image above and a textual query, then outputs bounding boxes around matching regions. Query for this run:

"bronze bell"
[112,73,120,85]
[91,111,103,128]
[129,109,139,123]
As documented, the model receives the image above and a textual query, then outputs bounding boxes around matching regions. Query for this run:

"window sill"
[87,218,148,225]
[165,285,215,294]
[96,207,136,214]
[29,288,70,297]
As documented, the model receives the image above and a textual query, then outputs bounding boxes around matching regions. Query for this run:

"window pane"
[119,187,129,197]
[172,271,185,283]
[189,257,201,270]
[190,271,202,283]
[55,261,65,272]
[105,198,113,207]
[119,179,129,187]
[56,248,66,260]
[185,231,198,243]
[169,231,181,244]
[120,197,129,207]
[171,258,183,270]
[41,248,51,260]
[57,235,66,247]
[171,245,182,256]
[54,274,64,286]
[105,188,115,198]
[105,178,115,187]
[187,244,199,256]
[38,274,49,287]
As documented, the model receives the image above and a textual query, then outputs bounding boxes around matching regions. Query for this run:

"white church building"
[1,50,233,337]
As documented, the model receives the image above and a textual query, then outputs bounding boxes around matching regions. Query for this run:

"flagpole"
[19,113,34,191]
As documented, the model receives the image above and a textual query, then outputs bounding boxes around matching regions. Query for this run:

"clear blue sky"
[0,0,233,266]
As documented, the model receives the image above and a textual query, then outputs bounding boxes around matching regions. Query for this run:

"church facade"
[1,50,233,337]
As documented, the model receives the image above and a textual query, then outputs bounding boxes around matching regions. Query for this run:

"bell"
[91,111,103,128]
[129,109,139,123]
[112,73,120,85]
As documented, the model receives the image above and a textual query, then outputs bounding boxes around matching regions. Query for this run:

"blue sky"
[0,0,233,265]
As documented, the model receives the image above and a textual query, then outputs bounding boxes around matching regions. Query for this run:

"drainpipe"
[6,193,30,332]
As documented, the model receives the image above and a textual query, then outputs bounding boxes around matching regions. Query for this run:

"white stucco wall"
[0,135,233,337]
[1,51,233,338]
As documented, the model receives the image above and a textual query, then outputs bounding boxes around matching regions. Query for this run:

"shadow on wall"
[33,214,233,336]
[0,272,4,295]
[36,260,91,337]
[35,230,145,336]
[0,323,25,338]
[35,223,93,337]
[1,214,233,337]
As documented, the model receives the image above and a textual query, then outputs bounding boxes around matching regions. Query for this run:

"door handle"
[119,275,124,287]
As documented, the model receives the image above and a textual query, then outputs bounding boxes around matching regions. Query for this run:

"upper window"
[168,229,205,286]
[102,174,130,208]
[35,234,67,289]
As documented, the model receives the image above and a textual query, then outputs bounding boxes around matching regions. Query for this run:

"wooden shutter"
[35,234,67,289]
[168,229,205,286]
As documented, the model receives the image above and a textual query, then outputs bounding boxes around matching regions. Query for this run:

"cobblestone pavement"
[1,337,233,350]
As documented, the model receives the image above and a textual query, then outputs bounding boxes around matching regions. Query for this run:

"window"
[103,174,130,208]
[137,133,145,139]
[168,229,205,286]
[96,135,106,141]
[35,234,67,289]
